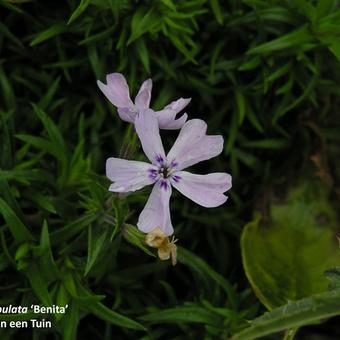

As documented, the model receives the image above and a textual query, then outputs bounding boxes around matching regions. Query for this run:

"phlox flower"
[106,109,232,236]
[97,73,190,129]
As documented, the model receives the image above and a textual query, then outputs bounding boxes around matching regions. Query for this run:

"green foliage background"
[0,0,340,339]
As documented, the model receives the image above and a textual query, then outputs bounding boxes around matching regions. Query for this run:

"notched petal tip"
[171,171,232,208]
[135,88,151,109]
[159,112,188,130]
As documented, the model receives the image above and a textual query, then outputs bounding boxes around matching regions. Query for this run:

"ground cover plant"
[0,0,340,339]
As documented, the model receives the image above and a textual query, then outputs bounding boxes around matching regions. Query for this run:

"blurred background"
[0,0,340,339]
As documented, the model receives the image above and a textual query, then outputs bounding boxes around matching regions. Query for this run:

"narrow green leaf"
[0,0,25,14]
[122,224,156,257]
[328,39,340,61]
[160,0,176,11]
[210,0,224,24]
[0,65,16,110]
[0,21,24,49]
[226,112,238,154]
[178,247,238,309]
[24,262,53,307]
[128,7,160,44]
[81,298,146,331]
[15,134,58,157]
[136,39,150,73]
[68,0,91,25]
[50,214,100,246]
[30,24,67,46]
[241,138,290,149]
[38,76,61,110]
[235,89,247,125]
[0,312,40,322]
[0,198,33,242]
[0,169,53,184]
[140,306,221,326]
[60,301,79,340]
[247,26,313,55]
[32,104,67,153]
[85,225,108,276]
[34,221,61,282]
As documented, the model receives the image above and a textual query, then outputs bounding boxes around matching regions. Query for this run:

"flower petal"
[117,107,136,123]
[167,119,224,170]
[137,180,173,236]
[158,98,191,114]
[170,171,232,207]
[157,112,188,130]
[156,98,190,130]
[135,79,152,109]
[135,89,151,110]
[106,157,157,193]
[135,109,166,165]
[97,73,134,108]
[139,79,153,94]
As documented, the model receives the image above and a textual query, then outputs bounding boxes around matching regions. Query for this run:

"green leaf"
[79,294,146,331]
[68,0,91,25]
[316,0,337,19]
[30,24,67,46]
[160,0,176,11]
[51,214,100,246]
[60,301,79,340]
[235,89,247,125]
[140,305,221,325]
[0,0,25,14]
[210,0,224,24]
[30,193,56,213]
[0,65,16,110]
[178,247,238,309]
[34,221,61,282]
[241,138,290,149]
[136,39,150,73]
[85,225,108,276]
[328,39,340,61]
[226,112,239,154]
[38,76,61,110]
[0,110,14,168]
[0,169,52,184]
[0,312,39,322]
[247,26,313,55]
[128,7,160,44]
[0,21,24,49]
[24,262,53,307]
[0,198,34,243]
[241,179,340,310]
[15,134,58,157]
[122,224,156,257]
[32,104,67,154]
[232,288,340,340]
[325,267,340,289]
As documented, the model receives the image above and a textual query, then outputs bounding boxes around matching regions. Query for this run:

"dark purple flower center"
[159,166,169,178]
[148,156,182,189]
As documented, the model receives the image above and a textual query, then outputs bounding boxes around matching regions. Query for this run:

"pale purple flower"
[106,109,232,235]
[97,73,190,129]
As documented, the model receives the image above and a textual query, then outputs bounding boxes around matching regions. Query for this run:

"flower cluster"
[98,73,232,259]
